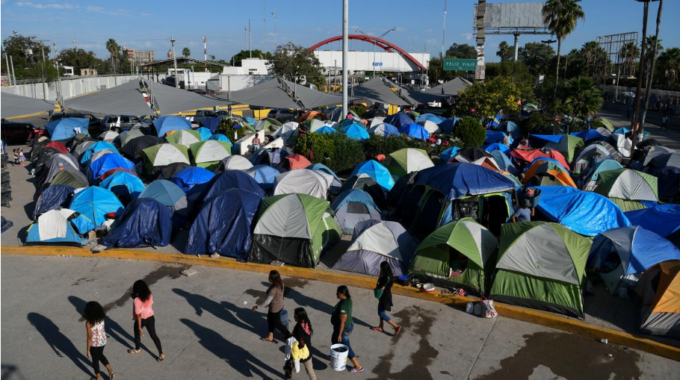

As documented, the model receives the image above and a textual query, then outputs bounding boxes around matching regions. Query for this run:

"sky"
[1,0,678,64]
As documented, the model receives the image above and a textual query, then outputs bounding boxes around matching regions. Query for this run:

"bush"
[294,132,335,165]
[451,117,485,148]
[363,135,409,159]
[350,105,367,118]
[293,132,365,174]
[217,118,247,140]
[519,112,555,137]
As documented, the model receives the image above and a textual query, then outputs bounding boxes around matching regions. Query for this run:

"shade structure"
[46,118,89,141]
[333,220,417,276]
[87,154,135,182]
[273,169,333,199]
[350,160,395,191]
[189,140,231,171]
[246,165,280,190]
[424,77,471,95]
[33,185,75,219]
[632,261,680,338]
[384,113,415,129]
[185,188,264,259]
[152,115,191,137]
[535,186,631,236]
[228,77,346,109]
[490,222,592,318]
[522,158,576,187]
[331,189,381,234]
[595,169,659,208]
[165,129,202,148]
[410,217,499,295]
[203,170,266,202]
[250,193,341,268]
[138,180,189,226]
[589,226,680,295]
[69,187,124,233]
[100,170,146,200]
[342,124,370,141]
[120,135,164,160]
[80,141,119,164]
[384,148,434,178]
[25,209,86,245]
[369,123,399,136]
[61,80,150,115]
[141,144,190,176]
[352,78,410,106]
[1,92,56,118]
[217,155,253,171]
[102,198,173,248]
[170,166,215,198]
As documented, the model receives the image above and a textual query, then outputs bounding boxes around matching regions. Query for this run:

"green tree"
[106,38,120,74]
[657,47,679,89]
[562,77,603,120]
[446,43,477,59]
[485,61,536,102]
[619,41,639,76]
[452,116,485,148]
[578,41,608,77]
[56,48,108,75]
[518,42,556,76]
[229,50,273,67]
[1,32,53,80]
[496,41,514,62]
[454,77,523,118]
[182,47,191,58]
[270,42,326,88]
[543,0,586,92]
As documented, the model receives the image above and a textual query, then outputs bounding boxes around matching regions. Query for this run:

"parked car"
[267,108,296,122]
[101,115,147,133]
[48,112,102,135]
[189,110,219,125]
[1,120,42,145]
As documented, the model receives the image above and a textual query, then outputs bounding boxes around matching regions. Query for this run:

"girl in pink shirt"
[127,280,164,361]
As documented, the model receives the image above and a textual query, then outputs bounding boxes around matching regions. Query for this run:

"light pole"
[271,11,277,49]
[170,35,179,88]
[342,0,348,118]
[441,0,447,59]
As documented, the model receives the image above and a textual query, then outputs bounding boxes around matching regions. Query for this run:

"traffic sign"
[372,62,383,67]
[444,59,477,71]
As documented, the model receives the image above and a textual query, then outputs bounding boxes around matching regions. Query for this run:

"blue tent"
[170,166,215,196]
[314,125,337,135]
[415,163,516,201]
[350,160,395,190]
[489,150,518,175]
[100,171,146,200]
[246,165,280,190]
[138,179,189,226]
[415,113,443,124]
[535,186,631,236]
[87,154,135,182]
[185,188,263,259]
[33,184,74,219]
[204,170,266,201]
[485,130,507,144]
[439,146,460,162]
[308,163,340,182]
[210,133,231,142]
[484,143,511,154]
[102,198,173,248]
[26,217,86,245]
[613,127,651,139]
[626,204,680,239]
[195,127,213,141]
[530,134,564,146]
[343,124,370,141]
[499,120,521,140]
[339,119,362,129]
[243,116,257,126]
[582,159,624,189]
[80,141,119,164]
[370,122,399,136]
[437,118,460,134]
[200,117,224,133]
[571,129,606,143]
[399,123,429,140]
[153,115,191,137]
[46,118,89,140]
[69,187,124,232]
[384,113,414,129]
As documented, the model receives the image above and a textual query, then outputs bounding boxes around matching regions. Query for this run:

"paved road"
[2,255,678,380]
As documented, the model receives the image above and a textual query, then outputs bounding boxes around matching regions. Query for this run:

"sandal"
[260,337,274,342]
[109,373,116,380]
[370,327,384,332]
[394,326,402,336]
[157,354,165,362]
[127,349,141,354]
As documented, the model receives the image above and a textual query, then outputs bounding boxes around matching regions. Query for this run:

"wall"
[218,75,272,93]
[314,51,430,73]
[1,75,140,101]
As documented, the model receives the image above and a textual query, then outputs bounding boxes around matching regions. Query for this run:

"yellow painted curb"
[3,245,680,361]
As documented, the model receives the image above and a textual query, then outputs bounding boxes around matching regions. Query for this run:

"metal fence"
[602,85,680,106]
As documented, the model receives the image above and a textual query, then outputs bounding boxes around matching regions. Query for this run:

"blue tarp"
[200,117,224,133]
[535,186,631,236]
[415,113,443,124]
[399,123,429,140]
[153,115,191,137]
[87,154,136,182]
[571,129,606,143]
[195,127,213,141]
[246,165,279,190]
[626,204,680,238]
[80,141,119,164]
[315,125,337,135]
[33,184,74,219]
[499,121,521,140]
[350,160,395,190]
[415,163,516,201]
[530,134,564,145]
[185,188,263,259]
[343,124,370,140]
[437,117,460,134]
[69,187,124,232]
[204,170,266,201]
[210,133,231,142]
[46,118,89,140]
[100,171,145,200]
[485,130,507,144]
[384,113,414,129]
[439,147,460,162]
[102,198,173,248]
[170,167,215,196]
[484,143,510,154]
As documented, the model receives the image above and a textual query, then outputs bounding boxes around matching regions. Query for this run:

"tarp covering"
[46,118,89,140]
[34,184,74,219]
[1,92,56,118]
[414,163,516,201]
[399,123,429,140]
[352,78,410,106]
[102,198,173,248]
[170,167,215,195]
[626,204,680,239]
[228,78,345,109]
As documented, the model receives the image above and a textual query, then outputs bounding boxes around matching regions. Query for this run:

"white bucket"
[330,344,349,371]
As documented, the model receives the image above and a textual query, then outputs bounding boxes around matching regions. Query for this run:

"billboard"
[474,2,548,30]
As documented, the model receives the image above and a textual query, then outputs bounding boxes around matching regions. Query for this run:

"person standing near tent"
[331,285,363,373]
[511,199,533,222]
[252,135,261,152]
[252,270,290,341]
[84,301,116,380]
[371,262,402,336]
[285,307,317,380]
[128,280,165,361]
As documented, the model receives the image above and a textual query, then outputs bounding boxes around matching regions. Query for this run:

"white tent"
[273,169,333,199]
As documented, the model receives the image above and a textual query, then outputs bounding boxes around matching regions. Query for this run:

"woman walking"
[371,262,402,336]
[128,280,164,361]
[252,270,290,341]
[331,286,363,373]
[285,308,317,380]
[84,301,115,380]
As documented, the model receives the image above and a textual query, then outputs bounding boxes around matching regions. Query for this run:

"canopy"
[352,78,410,106]
[69,187,124,232]
[152,115,191,137]
[228,77,346,109]
[384,148,434,178]
[46,118,89,141]
[399,123,429,140]
[100,170,146,200]
[169,166,215,196]
[424,77,471,95]
[64,80,155,115]
[351,160,395,191]
[102,198,173,248]
[204,170,266,201]
[87,154,135,182]
[1,92,56,118]
[246,165,280,190]
[273,169,333,199]
[415,163,516,201]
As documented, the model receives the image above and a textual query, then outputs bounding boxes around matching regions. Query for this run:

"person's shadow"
[26,312,93,378]
[181,319,283,379]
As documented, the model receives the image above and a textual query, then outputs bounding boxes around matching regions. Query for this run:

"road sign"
[444,59,477,71]
[372,62,383,67]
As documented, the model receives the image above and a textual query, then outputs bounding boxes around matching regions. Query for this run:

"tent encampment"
[102,198,173,248]
[631,261,680,338]
[383,148,434,178]
[331,189,381,234]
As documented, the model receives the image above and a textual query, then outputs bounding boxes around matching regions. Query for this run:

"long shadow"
[181,318,283,379]
[27,312,93,378]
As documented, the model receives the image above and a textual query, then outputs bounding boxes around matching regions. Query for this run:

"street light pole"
[170,35,179,89]
[342,0,349,118]
[441,0,447,59]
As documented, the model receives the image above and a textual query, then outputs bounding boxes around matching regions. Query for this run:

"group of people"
[12,148,25,166]
[81,263,402,379]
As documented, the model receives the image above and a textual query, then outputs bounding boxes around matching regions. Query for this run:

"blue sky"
[1,0,678,63]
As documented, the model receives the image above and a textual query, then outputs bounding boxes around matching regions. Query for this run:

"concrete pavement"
[3,255,679,380]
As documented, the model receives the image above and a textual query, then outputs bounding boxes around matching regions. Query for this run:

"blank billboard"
[474,2,548,29]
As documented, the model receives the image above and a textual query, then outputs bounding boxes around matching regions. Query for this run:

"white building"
[222,58,271,75]
[313,51,430,74]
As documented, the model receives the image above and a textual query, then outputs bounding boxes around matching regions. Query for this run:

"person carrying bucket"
[330,286,363,373]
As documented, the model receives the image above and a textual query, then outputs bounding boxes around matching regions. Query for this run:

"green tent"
[118,128,146,146]
[593,117,615,131]
[141,143,190,175]
[250,194,341,268]
[189,140,232,171]
[544,135,584,163]
[594,168,658,211]
[49,170,89,188]
[490,222,592,318]
[255,118,283,132]
[384,148,434,178]
[409,217,499,295]
[165,129,202,147]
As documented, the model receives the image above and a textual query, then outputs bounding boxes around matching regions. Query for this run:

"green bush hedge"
[217,118,247,139]
[451,116,485,148]
[293,132,365,174]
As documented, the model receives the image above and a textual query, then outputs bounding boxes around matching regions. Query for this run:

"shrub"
[451,117,485,148]
[519,112,555,137]
[362,135,409,159]
[350,105,367,118]
[216,118,247,140]
[294,132,335,165]
[293,132,365,174]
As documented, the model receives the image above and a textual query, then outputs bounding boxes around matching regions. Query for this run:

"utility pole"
[53,40,63,106]
[37,39,50,100]
[631,0,651,154]
[73,38,77,49]
[641,0,664,135]
[170,35,179,89]
[9,55,16,86]
[264,0,267,51]
[244,25,248,52]
[249,20,252,58]
[342,0,349,118]
[441,0,447,59]
[203,36,208,72]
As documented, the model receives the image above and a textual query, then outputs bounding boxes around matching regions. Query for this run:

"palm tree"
[641,1,663,128]
[565,77,603,121]
[543,0,586,94]
[182,47,190,58]
[619,42,639,77]
[496,41,514,62]
[105,38,120,74]
[658,47,679,89]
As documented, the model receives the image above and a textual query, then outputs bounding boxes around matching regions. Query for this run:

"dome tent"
[138,180,189,226]
[369,122,399,137]
[383,148,434,178]
[350,160,395,191]
[218,155,254,171]
[87,154,136,183]
[69,187,124,233]
[170,166,215,199]
[152,115,191,137]
[626,204,680,248]
[581,159,624,191]
[594,168,658,212]
[245,165,280,190]
[33,185,75,220]
[100,170,146,201]
[631,261,680,339]
[308,163,342,195]
[331,189,381,234]
[203,170,266,202]
[25,209,88,246]
[189,140,232,171]
[522,158,576,187]
[141,143,190,176]
[165,129,202,148]
[102,198,173,248]
[273,169,333,199]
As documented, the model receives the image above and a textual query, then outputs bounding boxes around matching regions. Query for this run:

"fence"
[602,85,680,107]
[0,75,141,101]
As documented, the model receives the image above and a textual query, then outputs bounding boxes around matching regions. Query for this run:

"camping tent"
[333,220,416,276]
[169,166,215,198]
[102,198,173,248]
[46,118,90,141]
[581,159,624,191]
[38,153,80,186]
[489,222,592,318]
[384,113,415,129]
[530,134,584,163]
[383,148,434,178]
[498,121,521,140]
[415,113,444,124]
[166,129,202,148]
[100,171,146,201]
[48,170,88,189]
[418,120,440,135]
[342,124,370,141]
[273,121,300,144]
[25,209,87,245]
[139,180,189,225]
[118,129,146,147]
[572,143,621,177]
[369,123,399,136]
[87,154,136,182]
[245,165,280,190]
[120,135,164,160]
[331,189,381,234]
[594,169,658,211]
[510,147,571,170]
[194,127,213,141]
[79,141,119,164]
[277,153,312,172]
[437,118,460,134]
[141,143,190,176]
[571,129,606,143]
[632,261,680,338]
[308,163,342,194]
[399,123,429,140]
[189,140,231,171]
[589,226,680,295]
[250,193,341,268]
[99,130,120,143]
[69,187,124,233]
[626,205,680,248]
[204,170,266,201]
[45,141,68,154]
[33,184,75,219]
[522,158,577,187]
[350,160,395,191]
[450,148,501,172]
[273,169,333,199]
[409,217,498,295]
[152,115,191,137]
[185,188,263,259]
[218,155,253,171]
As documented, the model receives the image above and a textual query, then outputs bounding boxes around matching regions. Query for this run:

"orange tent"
[522,158,576,187]
[296,111,329,123]
[633,260,680,338]
[282,154,312,171]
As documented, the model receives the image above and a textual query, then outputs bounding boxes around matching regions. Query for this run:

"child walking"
[84,301,116,380]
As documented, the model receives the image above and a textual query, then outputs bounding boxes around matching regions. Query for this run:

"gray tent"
[351,78,410,106]
[332,220,416,276]
[424,77,472,96]
[1,92,56,118]
[228,78,346,109]
[331,189,381,234]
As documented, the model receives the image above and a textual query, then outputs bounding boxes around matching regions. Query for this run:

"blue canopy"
[87,154,135,182]
[331,188,380,212]
[308,163,341,181]
[69,187,124,231]
[46,118,89,140]
[626,204,680,238]
[439,146,460,162]
[204,170,266,201]
[415,113,443,124]
[153,115,191,137]
[170,166,215,196]
[399,123,429,140]
[245,165,279,190]
[485,130,507,144]
[571,129,606,143]
[315,125,337,135]
[535,186,631,236]
[80,141,119,164]
[437,118,460,134]
[185,188,263,259]
[210,133,231,142]
[100,171,145,200]
[350,160,395,190]
[343,124,370,140]
[384,113,414,129]
[200,117,224,133]
[195,127,213,141]
[33,184,74,219]
[415,163,516,201]
[499,120,521,140]
[103,198,173,248]
[484,143,510,154]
